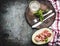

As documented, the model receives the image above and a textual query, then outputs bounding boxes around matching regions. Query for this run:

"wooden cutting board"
[25,0,56,29]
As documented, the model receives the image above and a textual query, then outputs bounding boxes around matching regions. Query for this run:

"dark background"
[0,0,52,46]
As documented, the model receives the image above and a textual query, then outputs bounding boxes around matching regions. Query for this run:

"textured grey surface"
[0,0,48,46]
[3,0,33,44]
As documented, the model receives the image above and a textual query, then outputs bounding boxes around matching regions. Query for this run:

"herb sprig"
[34,9,44,21]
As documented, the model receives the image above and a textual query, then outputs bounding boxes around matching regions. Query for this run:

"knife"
[32,13,55,28]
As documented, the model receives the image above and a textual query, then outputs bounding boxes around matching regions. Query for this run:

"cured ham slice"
[34,30,51,42]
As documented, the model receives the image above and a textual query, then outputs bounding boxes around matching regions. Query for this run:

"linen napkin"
[48,0,60,46]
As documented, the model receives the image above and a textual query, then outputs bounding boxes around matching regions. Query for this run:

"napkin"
[48,0,60,46]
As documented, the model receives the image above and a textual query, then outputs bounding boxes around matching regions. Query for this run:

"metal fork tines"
[32,13,55,28]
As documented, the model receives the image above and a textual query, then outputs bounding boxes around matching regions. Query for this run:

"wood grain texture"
[25,0,56,29]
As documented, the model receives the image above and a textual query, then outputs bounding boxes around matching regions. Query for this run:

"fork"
[32,13,55,28]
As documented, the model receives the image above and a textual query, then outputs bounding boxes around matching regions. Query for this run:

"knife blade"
[32,13,55,28]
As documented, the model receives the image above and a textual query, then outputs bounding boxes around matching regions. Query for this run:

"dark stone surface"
[0,0,48,46]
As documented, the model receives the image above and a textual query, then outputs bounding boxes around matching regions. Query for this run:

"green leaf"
[34,9,44,21]
[45,38,48,43]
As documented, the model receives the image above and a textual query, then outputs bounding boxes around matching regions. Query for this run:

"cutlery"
[43,10,53,16]
[33,10,53,23]
[32,13,55,28]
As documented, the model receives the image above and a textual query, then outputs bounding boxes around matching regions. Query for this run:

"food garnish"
[45,38,48,42]
[34,7,49,22]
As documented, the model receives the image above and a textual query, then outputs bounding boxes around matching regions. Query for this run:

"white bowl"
[32,28,54,45]
[29,1,40,13]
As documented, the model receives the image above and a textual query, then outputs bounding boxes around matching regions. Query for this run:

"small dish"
[32,28,54,45]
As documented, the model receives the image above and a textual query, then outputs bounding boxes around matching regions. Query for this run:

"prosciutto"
[34,30,51,42]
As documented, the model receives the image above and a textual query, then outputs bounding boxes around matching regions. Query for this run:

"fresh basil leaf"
[45,38,48,43]
[34,9,44,21]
